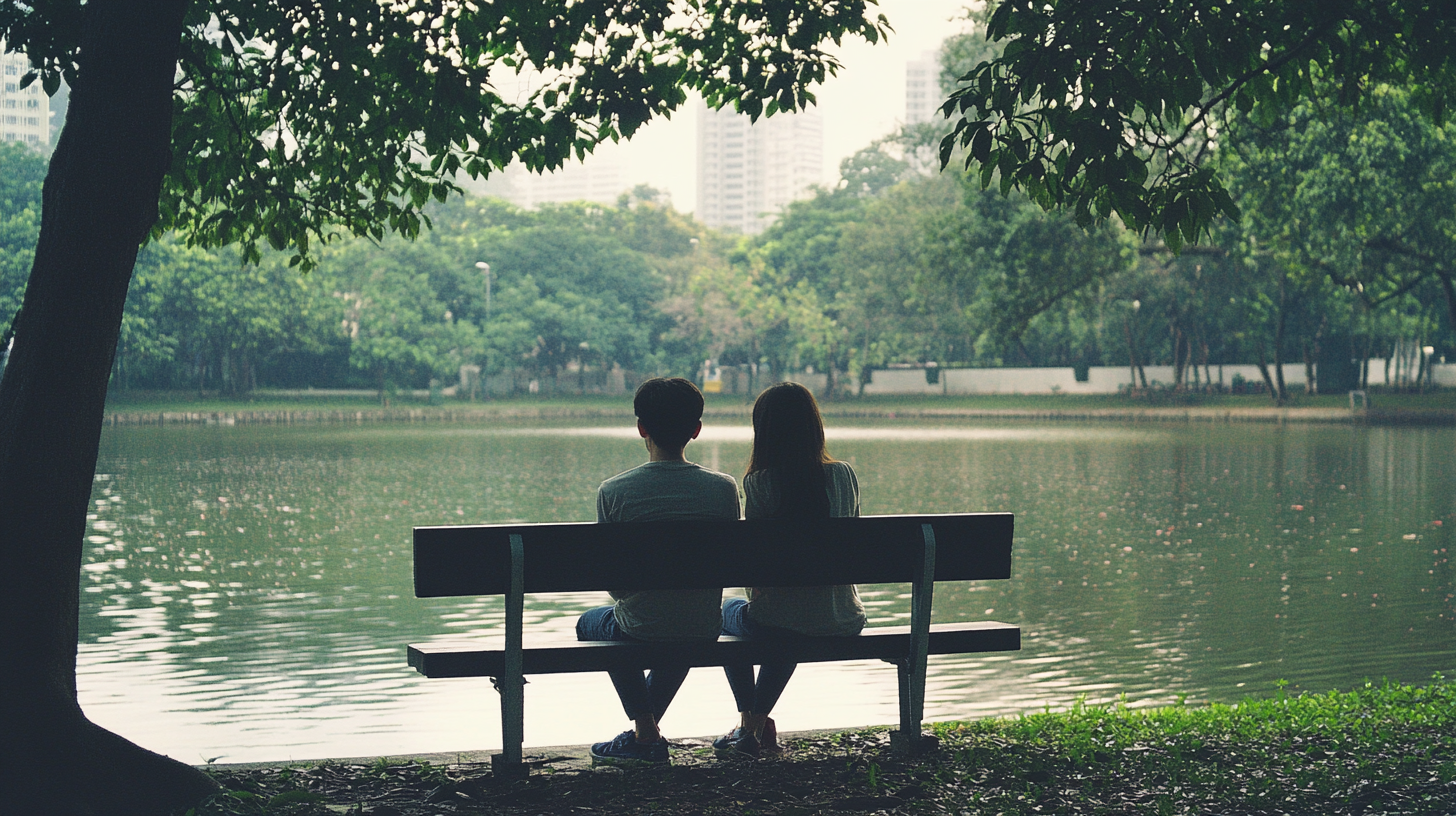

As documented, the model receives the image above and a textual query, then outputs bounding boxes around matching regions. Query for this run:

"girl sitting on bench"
[715,381,867,758]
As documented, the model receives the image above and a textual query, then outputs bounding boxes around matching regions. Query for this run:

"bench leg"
[890,660,938,756]
[891,523,939,756]
[492,533,529,781]
[491,677,528,781]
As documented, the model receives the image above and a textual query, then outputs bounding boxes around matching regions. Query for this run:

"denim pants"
[576,605,690,723]
[721,598,797,716]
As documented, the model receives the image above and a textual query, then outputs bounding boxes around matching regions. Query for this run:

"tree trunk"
[1172,328,1188,391]
[1361,306,1375,389]
[826,345,837,399]
[1273,276,1288,403]
[1416,336,1428,393]
[1170,328,1181,390]
[1255,340,1280,405]
[0,2,219,813]
[1302,342,1316,396]
[1439,272,1456,333]
[1202,341,1212,392]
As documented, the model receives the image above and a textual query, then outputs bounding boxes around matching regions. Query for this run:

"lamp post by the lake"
[475,261,491,320]
[1128,298,1141,391]
[476,261,491,399]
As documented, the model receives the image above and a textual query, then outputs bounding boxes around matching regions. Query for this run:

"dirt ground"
[201,729,936,815]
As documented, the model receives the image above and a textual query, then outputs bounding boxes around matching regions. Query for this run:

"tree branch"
[1164,19,1344,161]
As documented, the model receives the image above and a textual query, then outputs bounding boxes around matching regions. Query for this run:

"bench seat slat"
[407,621,1020,678]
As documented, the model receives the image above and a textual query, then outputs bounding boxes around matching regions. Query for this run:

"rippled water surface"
[80,419,1456,763]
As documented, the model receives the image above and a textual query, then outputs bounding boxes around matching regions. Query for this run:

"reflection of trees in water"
[76,422,1456,747]
[82,426,653,677]
[886,424,1455,709]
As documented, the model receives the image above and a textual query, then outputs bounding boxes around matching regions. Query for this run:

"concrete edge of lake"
[101,405,1456,427]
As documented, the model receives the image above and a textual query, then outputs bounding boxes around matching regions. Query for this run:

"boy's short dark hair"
[634,377,704,451]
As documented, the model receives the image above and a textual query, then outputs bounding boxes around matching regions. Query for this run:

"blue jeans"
[721,598,797,716]
[576,605,690,723]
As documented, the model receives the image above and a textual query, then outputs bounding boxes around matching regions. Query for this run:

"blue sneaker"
[590,730,669,767]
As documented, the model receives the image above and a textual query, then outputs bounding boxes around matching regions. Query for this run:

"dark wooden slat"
[414,513,1013,597]
[407,621,1021,678]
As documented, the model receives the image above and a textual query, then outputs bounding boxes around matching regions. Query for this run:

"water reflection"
[80,421,1455,763]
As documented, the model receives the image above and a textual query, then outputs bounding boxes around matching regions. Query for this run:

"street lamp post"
[475,261,491,321]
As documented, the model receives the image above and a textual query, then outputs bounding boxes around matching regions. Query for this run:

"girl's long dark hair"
[746,382,833,518]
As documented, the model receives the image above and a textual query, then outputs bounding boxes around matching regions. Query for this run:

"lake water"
[80,419,1455,764]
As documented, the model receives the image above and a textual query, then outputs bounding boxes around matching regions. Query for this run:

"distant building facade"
[696,102,822,234]
[464,145,626,209]
[1,43,49,151]
[905,50,941,126]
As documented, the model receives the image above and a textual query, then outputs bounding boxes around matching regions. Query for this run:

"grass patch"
[180,678,1456,815]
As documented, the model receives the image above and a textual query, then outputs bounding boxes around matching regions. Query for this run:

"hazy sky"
[602,0,975,212]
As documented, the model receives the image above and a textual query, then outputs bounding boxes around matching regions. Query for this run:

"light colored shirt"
[742,460,867,636]
[598,460,741,641]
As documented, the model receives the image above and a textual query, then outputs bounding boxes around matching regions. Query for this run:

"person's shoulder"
[685,461,740,488]
[826,460,857,480]
[599,462,653,492]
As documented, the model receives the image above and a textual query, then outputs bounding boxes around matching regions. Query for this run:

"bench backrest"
[414,512,1013,597]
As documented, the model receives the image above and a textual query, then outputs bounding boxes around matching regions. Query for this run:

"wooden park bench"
[408,512,1018,777]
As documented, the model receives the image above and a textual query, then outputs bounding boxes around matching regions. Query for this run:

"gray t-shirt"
[742,461,867,636]
[598,460,741,641]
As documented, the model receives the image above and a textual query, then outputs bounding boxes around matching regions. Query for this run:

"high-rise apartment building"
[1,43,49,151]
[905,51,942,126]
[696,103,822,235]
[517,157,624,208]
[464,147,626,209]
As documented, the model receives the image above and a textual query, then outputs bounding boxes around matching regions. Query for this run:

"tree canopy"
[4,0,888,268]
[0,141,44,345]
[940,1,1456,250]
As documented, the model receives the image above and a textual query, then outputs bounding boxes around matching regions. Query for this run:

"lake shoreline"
[102,403,1456,426]
[185,680,1456,816]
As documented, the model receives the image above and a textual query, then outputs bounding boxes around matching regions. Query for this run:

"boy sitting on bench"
[576,377,741,766]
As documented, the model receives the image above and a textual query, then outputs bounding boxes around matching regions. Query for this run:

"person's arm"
[598,486,631,601]
[596,486,611,523]
[742,472,767,601]
[844,462,860,518]
[743,470,773,520]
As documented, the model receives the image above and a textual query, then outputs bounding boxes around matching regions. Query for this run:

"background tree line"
[678,27,1456,401]
[2,33,1452,403]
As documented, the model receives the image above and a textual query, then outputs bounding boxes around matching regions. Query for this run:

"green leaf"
[971,126,992,162]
